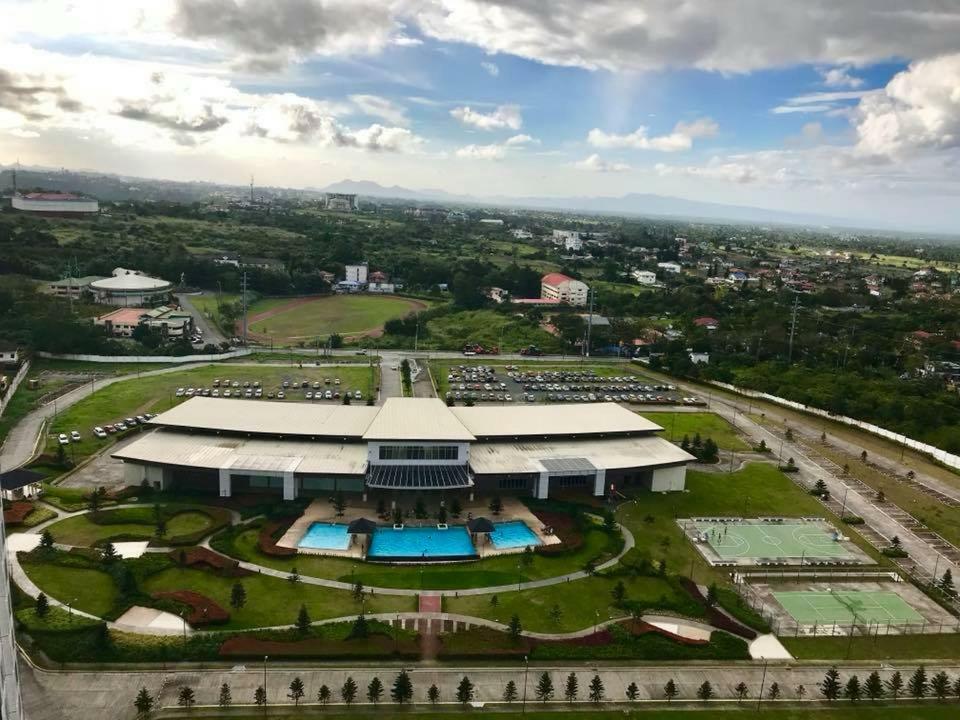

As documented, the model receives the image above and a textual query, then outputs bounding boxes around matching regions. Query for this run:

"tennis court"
[692,519,854,561]
[774,590,924,624]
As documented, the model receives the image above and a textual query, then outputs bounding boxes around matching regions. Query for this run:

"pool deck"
[276,497,561,559]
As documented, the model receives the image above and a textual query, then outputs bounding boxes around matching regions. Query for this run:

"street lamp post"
[521,655,529,713]
[263,655,268,707]
[756,658,769,709]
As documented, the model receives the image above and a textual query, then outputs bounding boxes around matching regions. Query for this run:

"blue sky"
[2,1,960,231]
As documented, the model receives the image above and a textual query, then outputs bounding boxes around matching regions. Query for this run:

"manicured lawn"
[46,508,212,546]
[444,573,697,633]
[140,567,413,629]
[639,411,751,451]
[246,294,430,343]
[42,362,378,465]
[20,561,117,617]
[616,463,886,587]
[783,634,960,660]
[220,524,620,590]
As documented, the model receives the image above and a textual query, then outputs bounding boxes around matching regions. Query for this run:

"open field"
[43,363,378,466]
[418,311,567,354]
[19,561,118,617]
[783,633,960,660]
[246,294,430,344]
[640,411,750,450]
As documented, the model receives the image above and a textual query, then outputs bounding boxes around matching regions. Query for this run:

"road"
[176,292,227,346]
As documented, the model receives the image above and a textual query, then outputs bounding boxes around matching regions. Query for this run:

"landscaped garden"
[44,503,231,546]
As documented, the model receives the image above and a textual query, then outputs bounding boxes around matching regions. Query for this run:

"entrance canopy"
[366,464,473,490]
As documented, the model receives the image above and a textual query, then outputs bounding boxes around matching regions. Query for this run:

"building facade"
[344,263,369,285]
[114,398,693,502]
[12,192,98,218]
[95,306,194,338]
[90,268,172,306]
[541,272,589,306]
[325,193,358,211]
[632,270,657,285]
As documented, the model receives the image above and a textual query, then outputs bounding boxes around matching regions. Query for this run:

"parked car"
[93,427,107,439]
[70,430,81,441]
[115,422,128,431]
[58,433,70,445]
[105,424,116,434]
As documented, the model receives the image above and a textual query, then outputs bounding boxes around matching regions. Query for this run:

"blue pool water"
[298,522,350,550]
[489,521,541,549]
[368,525,476,558]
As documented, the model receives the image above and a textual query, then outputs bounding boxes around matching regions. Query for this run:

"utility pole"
[787,293,800,363]
[249,174,254,204]
[585,285,594,358]
[241,271,248,346]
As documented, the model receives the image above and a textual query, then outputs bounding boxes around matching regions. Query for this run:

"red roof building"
[693,316,720,329]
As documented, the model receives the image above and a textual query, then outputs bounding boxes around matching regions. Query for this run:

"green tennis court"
[774,590,924,624]
[693,520,854,561]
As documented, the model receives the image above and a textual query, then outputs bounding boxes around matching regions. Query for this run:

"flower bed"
[258,518,297,557]
[151,590,229,626]
[531,510,583,555]
[3,501,35,526]
[169,547,252,577]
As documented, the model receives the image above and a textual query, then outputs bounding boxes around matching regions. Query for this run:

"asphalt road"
[176,292,227,346]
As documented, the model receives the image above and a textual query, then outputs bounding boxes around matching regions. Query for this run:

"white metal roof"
[113,430,369,475]
[91,273,171,291]
[150,397,380,438]
[467,435,694,475]
[450,403,662,438]
[361,398,475,441]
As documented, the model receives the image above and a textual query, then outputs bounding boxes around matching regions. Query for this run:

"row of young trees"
[132,664,960,714]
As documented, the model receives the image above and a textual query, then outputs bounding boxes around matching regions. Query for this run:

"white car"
[70,430,82,441]
[58,433,70,445]
[93,427,107,439]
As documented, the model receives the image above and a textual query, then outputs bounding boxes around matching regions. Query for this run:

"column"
[537,471,550,500]
[283,471,296,501]
[593,468,606,497]
[218,468,232,498]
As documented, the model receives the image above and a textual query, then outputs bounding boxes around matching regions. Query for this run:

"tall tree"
[367,677,384,704]
[317,685,330,705]
[218,683,232,707]
[844,676,861,702]
[564,673,579,703]
[885,671,904,700]
[503,680,518,703]
[34,593,49,618]
[864,671,884,701]
[820,666,842,701]
[908,666,928,699]
[735,682,749,702]
[456,676,474,705]
[288,677,305,706]
[254,686,266,706]
[296,603,311,635]
[664,679,678,702]
[535,672,554,702]
[134,688,153,718]
[767,682,781,700]
[930,671,950,700]
[588,675,605,704]
[391,670,413,704]
[696,681,713,701]
[341,677,358,706]
[229,582,246,610]
[625,682,639,702]
[177,686,195,709]
[427,684,440,704]
[508,614,522,638]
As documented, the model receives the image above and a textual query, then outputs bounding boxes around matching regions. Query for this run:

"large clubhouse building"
[114,398,693,501]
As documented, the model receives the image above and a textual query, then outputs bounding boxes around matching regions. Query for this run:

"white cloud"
[455,143,506,160]
[820,66,864,88]
[587,117,717,152]
[391,33,422,47]
[505,133,537,146]
[575,154,630,172]
[771,104,834,115]
[480,61,499,77]
[349,94,408,126]
[450,104,522,131]
[772,89,875,115]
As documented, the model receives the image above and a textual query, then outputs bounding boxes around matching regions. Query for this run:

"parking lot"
[174,374,367,403]
[441,364,705,405]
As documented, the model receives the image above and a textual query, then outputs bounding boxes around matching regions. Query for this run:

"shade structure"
[366,463,473,490]
[347,517,378,534]
[466,517,495,534]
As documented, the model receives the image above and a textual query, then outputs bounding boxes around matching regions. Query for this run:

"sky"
[2,1,960,231]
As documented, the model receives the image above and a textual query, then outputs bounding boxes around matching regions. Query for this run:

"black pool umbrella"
[467,517,495,534]
[348,517,378,534]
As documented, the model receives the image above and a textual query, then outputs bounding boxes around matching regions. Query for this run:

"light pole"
[756,658,769,709]
[521,655,529,713]
[263,655,268,707]
[839,485,850,519]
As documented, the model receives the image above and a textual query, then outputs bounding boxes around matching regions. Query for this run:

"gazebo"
[347,517,377,557]
[466,517,495,549]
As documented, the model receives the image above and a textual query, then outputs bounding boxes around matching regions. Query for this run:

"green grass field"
[46,509,212,546]
[419,311,567,354]
[783,634,960,660]
[640,411,750,450]
[43,363,378,466]
[20,561,117,617]
[209,711,960,720]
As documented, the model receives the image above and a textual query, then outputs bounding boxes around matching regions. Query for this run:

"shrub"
[150,591,229,626]
[257,518,297,557]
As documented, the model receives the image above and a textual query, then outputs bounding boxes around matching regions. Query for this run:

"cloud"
[455,143,506,160]
[820,66,864,88]
[116,100,228,134]
[574,154,630,172]
[587,117,717,151]
[853,53,960,160]
[772,89,874,114]
[771,104,834,114]
[0,68,82,121]
[480,61,499,77]
[349,94,408,126]
[505,133,537,146]
[450,104,522,131]
[391,33,422,46]
[655,158,763,184]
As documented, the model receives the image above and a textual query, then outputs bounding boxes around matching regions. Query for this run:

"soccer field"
[774,590,924,624]
[692,519,856,561]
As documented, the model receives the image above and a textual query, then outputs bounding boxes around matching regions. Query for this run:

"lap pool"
[298,522,350,550]
[368,525,476,559]
[489,520,542,549]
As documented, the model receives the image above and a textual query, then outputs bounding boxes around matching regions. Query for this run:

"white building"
[541,273,589,306]
[657,261,682,274]
[632,270,657,285]
[511,229,534,240]
[325,193,357,211]
[345,263,369,284]
[12,192,98,217]
[368,283,395,294]
[479,218,504,225]
[90,268,172,306]
[552,229,583,251]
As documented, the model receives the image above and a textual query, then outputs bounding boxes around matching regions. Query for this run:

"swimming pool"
[368,525,476,559]
[298,522,350,550]
[489,521,542,549]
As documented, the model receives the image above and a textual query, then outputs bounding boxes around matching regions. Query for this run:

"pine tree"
[930,671,950,700]
[367,677,384,704]
[680,434,691,452]
[611,580,627,606]
[664,679,678,702]
[705,582,718,606]
[702,437,719,462]
[865,671,884,701]
[564,673,579,703]
[288,566,300,584]
[508,613,522,638]
[177,686,195,709]
[352,581,365,602]
[588,675,605,704]
[428,684,440,704]
[456,676,474,705]
[952,676,960,700]
[625,682,639,702]
[885,671,904,700]
[218,683,232,707]
[549,604,562,625]
[795,684,806,700]
[39,529,54,549]
[254,686,267,706]
[908,666,928,699]
[814,478,828,495]
[503,680,518,703]
[735,681,749,702]
[35,593,49,618]
[134,688,153,717]
[820,666,842,701]
[341,677,358,705]
[296,603,311,634]
[535,672,554,702]
[317,685,330,705]
[391,670,413,704]
[288,677,305,706]
[101,542,119,564]
[696,681,713,701]
[768,682,781,700]
[844,675,861,702]
[230,582,246,610]
[938,569,956,596]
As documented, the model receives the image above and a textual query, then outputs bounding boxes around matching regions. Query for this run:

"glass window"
[378,445,458,460]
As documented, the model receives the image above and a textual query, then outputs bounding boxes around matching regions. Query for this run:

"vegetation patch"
[151,590,229,626]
